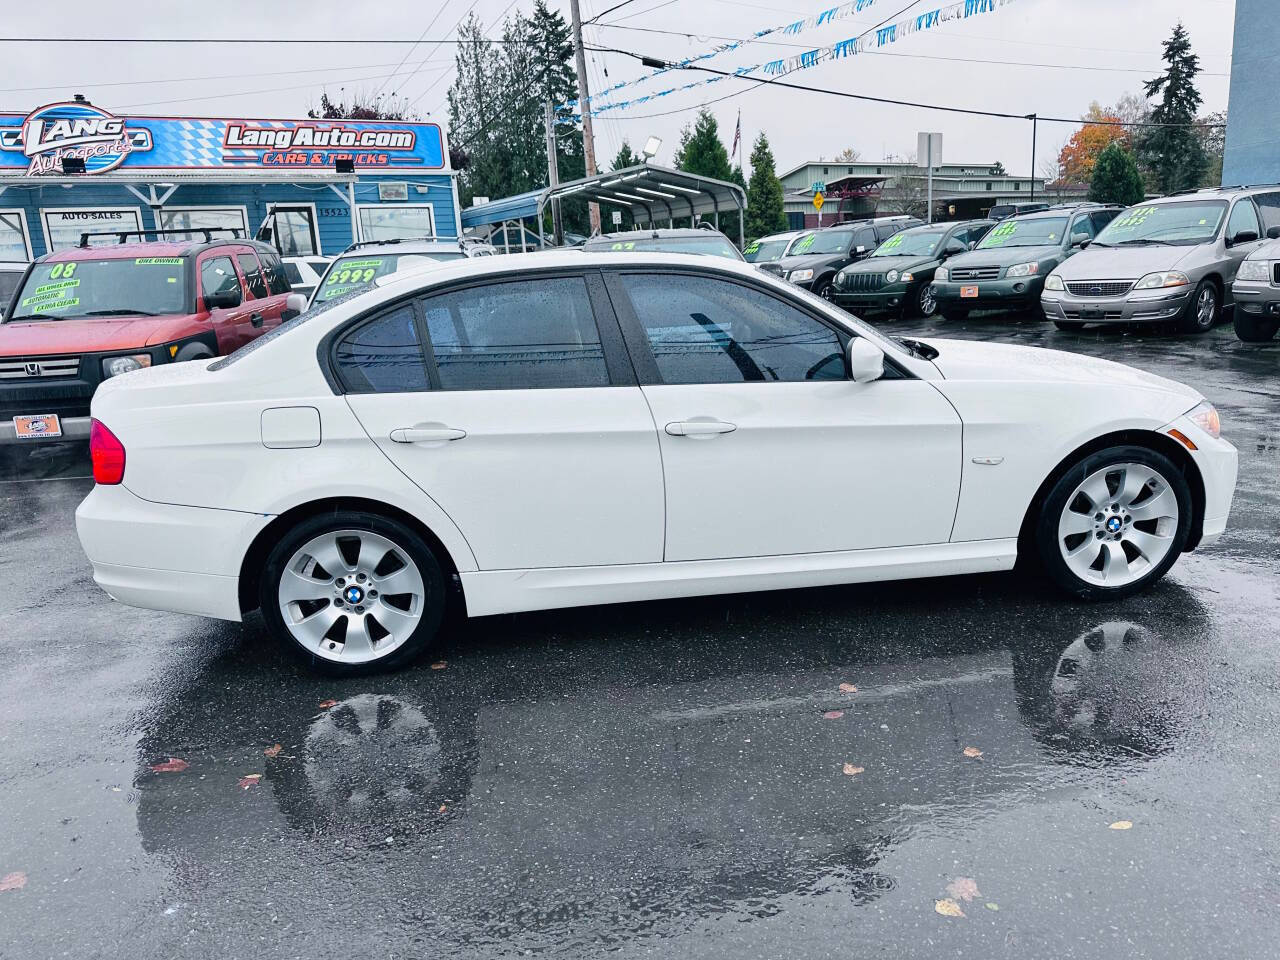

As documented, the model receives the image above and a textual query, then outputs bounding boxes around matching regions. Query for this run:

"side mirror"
[943,240,966,257]
[845,337,885,383]
[1267,225,1280,240]
[285,292,308,315]
[1232,229,1259,246]
[967,240,977,250]
[205,287,242,310]
[1074,237,1091,249]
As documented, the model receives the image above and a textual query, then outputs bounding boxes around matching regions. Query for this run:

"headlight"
[900,271,915,282]
[934,266,949,281]
[1005,261,1040,278]
[1236,259,1270,282]
[885,269,900,284]
[1134,271,1190,290]
[1187,400,1221,439]
[836,270,847,284]
[1044,273,1065,291]
[789,269,814,283]
[101,354,152,378]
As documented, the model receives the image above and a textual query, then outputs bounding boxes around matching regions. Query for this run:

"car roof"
[757,230,806,241]
[587,228,732,241]
[338,238,466,255]
[38,237,275,262]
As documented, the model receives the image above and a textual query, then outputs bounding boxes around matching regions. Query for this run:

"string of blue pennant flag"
[559,0,1018,124]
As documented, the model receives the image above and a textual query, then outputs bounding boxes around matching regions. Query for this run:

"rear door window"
[261,253,291,295]
[334,303,430,393]
[1090,209,1120,233]
[1253,192,1280,234]
[237,252,268,300]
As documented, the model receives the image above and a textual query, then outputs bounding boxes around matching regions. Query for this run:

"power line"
[586,0,642,23]
[0,36,540,45]
[372,0,454,99]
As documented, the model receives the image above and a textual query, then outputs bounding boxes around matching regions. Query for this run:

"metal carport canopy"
[461,163,747,246]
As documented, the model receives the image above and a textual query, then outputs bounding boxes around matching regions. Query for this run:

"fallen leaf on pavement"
[838,683,858,693]
[237,774,263,790]
[263,744,283,758]
[946,877,981,902]
[934,898,965,918]
[962,746,983,758]
[823,710,844,719]
[149,758,189,773]
[1109,820,1133,830]
[842,763,865,776]
[439,805,448,814]
[430,661,447,671]
[318,700,338,710]
[985,902,999,912]
[0,872,25,892]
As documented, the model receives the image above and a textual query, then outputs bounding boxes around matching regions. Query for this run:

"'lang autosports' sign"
[0,101,447,176]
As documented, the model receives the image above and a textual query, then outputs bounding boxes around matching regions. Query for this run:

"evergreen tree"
[1137,23,1207,193]
[610,140,640,171]
[745,133,787,241]
[1089,141,1146,207]
[673,108,733,181]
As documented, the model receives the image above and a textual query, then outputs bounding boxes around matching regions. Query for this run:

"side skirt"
[461,539,1019,617]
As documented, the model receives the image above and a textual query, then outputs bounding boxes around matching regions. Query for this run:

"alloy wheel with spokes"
[1036,446,1192,599]
[1179,279,1218,334]
[262,513,446,674]
[918,283,938,317]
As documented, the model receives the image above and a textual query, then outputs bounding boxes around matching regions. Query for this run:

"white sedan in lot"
[75,252,1237,674]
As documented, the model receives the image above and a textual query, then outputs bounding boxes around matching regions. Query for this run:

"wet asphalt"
[1,313,1278,959]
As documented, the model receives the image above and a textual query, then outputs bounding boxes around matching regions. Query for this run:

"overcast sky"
[0,0,1237,180]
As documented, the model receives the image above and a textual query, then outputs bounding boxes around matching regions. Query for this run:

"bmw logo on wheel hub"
[344,585,365,605]
[1106,516,1123,533]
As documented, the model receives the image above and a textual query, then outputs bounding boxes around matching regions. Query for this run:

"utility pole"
[569,0,601,235]
[544,100,564,246]
[1028,113,1038,202]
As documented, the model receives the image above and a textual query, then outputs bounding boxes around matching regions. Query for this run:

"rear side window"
[200,256,240,302]
[261,253,291,295]
[1090,210,1120,233]
[854,228,877,251]
[334,303,430,393]
[1254,192,1280,233]
[420,276,609,391]
[237,253,268,300]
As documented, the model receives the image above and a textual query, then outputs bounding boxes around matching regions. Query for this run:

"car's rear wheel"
[1233,310,1280,342]
[260,512,447,676]
[1177,279,1219,334]
[1034,445,1192,600]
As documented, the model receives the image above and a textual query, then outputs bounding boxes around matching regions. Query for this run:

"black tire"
[1233,309,1280,342]
[813,278,835,300]
[941,308,969,322]
[174,343,215,362]
[259,511,448,676]
[1033,444,1193,601]
[1054,320,1086,331]
[907,283,938,319]
[1177,278,1219,334]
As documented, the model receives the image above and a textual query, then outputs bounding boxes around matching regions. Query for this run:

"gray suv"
[1043,186,1280,334]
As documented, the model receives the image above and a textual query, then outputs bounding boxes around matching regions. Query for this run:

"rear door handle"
[390,424,467,444]
[665,418,737,438]
[250,312,264,328]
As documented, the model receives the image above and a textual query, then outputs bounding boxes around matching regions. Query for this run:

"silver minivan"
[1042,186,1280,334]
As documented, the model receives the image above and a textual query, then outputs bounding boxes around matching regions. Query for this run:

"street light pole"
[569,0,601,235]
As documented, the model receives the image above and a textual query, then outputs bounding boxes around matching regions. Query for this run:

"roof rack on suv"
[77,227,244,247]
[341,237,465,253]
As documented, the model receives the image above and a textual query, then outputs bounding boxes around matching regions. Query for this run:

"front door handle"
[250,312,265,328]
[665,418,737,438]
[390,424,467,444]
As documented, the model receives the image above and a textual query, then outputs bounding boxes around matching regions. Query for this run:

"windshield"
[1094,201,1227,246]
[976,217,1067,250]
[6,257,187,321]
[789,231,856,256]
[584,236,742,259]
[870,229,945,258]
[743,238,792,263]
[315,251,466,302]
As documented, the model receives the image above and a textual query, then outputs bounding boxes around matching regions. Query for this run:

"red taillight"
[89,419,126,485]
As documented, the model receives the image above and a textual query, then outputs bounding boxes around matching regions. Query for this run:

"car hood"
[0,316,179,356]
[947,244,1062,268]
[921,338,1200,401]
[845,254,934,274]
[1053,244,1194,281]
[776,253,839,272]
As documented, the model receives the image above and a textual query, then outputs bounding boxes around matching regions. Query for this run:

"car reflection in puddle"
[131,580,1209,951]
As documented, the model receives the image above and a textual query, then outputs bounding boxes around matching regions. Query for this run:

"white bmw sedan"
[76,252,1237,674]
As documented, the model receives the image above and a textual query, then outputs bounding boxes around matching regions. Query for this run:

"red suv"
[0,230,303,443]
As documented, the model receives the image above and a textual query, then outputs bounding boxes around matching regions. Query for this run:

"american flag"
[730,110,740,157]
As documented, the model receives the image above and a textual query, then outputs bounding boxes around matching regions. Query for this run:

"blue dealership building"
[0,98,460,262]
[1222,0,1280,187]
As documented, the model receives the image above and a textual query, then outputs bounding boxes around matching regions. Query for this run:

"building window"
[986,183,993,191]
[876,167,882,175]
[41,207,142,251]
[1014,182,1021,190]
[357,204,436,242]
[158,206,249,241]
[0,209,32,260]
[823,167,829,175]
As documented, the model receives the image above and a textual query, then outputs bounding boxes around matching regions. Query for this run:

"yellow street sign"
[813,191,825,211]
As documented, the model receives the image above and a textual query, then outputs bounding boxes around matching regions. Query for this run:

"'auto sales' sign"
[0,101,447,176]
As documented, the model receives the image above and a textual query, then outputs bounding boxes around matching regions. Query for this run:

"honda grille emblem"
[24,362,41,376]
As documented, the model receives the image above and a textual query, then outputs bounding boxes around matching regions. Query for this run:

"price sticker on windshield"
[878,233,905,251]
[984,222,1019,246]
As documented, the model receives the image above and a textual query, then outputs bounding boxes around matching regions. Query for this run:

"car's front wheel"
[912,283,938,318]
[1233,310,1280,342]
[1178,279,1219,334]
[813,278,835,300]
[259,512,447,675]
[1034,445,1192,600]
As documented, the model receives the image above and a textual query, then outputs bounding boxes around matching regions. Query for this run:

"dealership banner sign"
[0,101,447,176]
